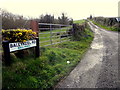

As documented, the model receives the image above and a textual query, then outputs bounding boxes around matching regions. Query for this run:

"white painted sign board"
[9,40,36,52]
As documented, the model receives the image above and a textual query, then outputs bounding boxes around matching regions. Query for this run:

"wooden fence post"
[2,41,11,66]
[50,25,53,45]
[60,25,62,42]
[72,24,76,36]
[35,37,40,57]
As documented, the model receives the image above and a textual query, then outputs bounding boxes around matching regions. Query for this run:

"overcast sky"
[0,0,119,20]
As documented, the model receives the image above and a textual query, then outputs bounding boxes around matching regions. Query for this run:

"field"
[73,19,86,24]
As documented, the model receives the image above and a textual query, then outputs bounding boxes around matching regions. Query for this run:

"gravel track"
[55,22,119,88]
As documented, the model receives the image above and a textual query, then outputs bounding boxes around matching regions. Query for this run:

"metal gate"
[39,23,73,47]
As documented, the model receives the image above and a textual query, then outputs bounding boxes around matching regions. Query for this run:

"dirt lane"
[55,22,119,88]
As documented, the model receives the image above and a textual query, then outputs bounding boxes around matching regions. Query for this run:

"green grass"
[2,20,94,89]
[73,19,86,24]
[91,20,119,32]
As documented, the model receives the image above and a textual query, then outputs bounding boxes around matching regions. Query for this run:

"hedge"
[2,29,36,42]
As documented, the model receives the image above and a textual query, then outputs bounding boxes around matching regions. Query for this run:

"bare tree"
[1,9,30,29]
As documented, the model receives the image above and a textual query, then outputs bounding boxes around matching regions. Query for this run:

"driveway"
[55,22,119,88]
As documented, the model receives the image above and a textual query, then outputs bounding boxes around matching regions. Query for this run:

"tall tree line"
[1,9,73,30]
[39,13,73,25]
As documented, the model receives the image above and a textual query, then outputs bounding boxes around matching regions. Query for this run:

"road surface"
[55,22,119,88]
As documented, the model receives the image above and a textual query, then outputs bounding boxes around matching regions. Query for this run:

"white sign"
[9,40,36,52]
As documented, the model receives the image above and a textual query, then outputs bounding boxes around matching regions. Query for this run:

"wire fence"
[39,23,73,47]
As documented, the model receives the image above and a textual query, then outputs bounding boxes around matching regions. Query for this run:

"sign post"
[35,37,40,58]
[2,38,39,66]
[2,41,11,66]
[2,20,40,66]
